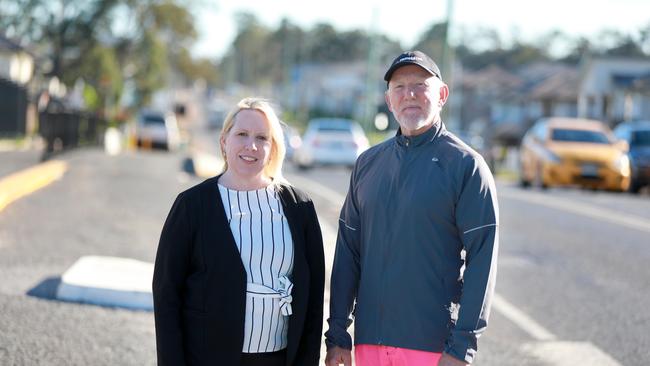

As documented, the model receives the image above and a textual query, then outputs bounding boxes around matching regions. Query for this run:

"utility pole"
[440,0,457,131]
[362,7,381,131]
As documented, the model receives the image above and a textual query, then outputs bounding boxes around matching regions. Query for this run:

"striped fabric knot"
[245,276,294,316]
[278,276,293,316]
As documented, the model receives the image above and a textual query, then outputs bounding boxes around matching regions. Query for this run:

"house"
[0,34,34,85]
[0,35,34,136]
[526,66,580,119]
[578,57,650,125]
[457,64,524,130]
[457,62,582,145]
[287,61,372,119]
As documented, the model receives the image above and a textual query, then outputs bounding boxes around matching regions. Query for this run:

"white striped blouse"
[218,183,295,353]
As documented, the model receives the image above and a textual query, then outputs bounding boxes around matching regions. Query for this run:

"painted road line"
[492,293,556,341]
[0,160,67,212]
[521,341,622,366]
[500,188,650,234]
[56,256,153,311]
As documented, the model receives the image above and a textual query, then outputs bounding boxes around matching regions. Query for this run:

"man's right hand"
[325,346,352,366]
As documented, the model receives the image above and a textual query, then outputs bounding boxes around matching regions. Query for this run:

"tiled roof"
[0,34,23,52]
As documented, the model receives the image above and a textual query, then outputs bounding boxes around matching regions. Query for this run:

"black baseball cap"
[383,50,442,83]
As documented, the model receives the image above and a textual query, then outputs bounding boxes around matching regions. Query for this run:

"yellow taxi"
[519,117,630,191]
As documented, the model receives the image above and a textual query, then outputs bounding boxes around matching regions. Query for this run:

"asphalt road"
[1,148,648,365]
[0,148,199,365]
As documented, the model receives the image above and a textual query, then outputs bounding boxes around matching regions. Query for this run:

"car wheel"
[534,164,548,190]
[519,167,531,188]
[628,180,642,194]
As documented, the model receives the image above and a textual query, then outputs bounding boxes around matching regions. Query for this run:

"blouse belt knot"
[246,276,293,316]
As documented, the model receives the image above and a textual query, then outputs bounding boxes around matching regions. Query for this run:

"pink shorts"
[355,344,442,366]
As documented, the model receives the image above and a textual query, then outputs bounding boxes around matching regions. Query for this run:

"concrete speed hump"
[56,256,154,311]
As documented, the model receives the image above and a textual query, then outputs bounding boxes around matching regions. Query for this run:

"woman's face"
[221,109,273,181]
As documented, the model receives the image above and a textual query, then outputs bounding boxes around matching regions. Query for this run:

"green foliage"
[217,12,403,88]
[413,22,449,60]
[71,45,123,112]
[83,84,100,111]
[0,0,217,112]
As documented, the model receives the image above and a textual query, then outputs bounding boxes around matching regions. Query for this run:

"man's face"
[385,65,448,137]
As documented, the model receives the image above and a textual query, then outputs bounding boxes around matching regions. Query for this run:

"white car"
[135,111,180,151]
[294,118,369,169]
[282,124,302,160]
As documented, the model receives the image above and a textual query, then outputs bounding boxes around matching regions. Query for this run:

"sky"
[192,0,650,59]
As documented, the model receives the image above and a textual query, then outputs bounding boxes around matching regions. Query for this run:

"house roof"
[462,64,523,89]
[0,34,23,52]
[528,68,580,101]
[518,62,575,84]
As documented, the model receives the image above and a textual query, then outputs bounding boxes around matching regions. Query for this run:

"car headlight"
[613,154,630,173]
[544,149,562,163]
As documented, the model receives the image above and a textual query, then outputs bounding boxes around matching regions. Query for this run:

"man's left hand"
[438,352,469,366]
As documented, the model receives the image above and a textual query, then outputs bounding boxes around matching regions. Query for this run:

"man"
[324,50,499,366]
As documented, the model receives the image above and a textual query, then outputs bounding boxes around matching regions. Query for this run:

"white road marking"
[501,188,650,234]
[292,173,623,365]
[491,293,557,341]
[521,341,622,366]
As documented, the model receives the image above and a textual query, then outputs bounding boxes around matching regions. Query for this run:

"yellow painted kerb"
[0,160,68,212]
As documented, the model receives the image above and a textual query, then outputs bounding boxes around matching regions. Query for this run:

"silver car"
[135,111,180,151]
[293,118,369,169]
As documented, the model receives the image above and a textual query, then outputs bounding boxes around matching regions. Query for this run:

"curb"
[0,160,68,212]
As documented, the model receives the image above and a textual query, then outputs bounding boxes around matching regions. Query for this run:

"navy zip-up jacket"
[325,122,499,363]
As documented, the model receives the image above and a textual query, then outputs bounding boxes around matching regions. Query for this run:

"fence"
[38,111,107,160]
[0,78,28,137]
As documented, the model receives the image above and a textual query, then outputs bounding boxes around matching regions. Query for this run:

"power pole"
[440,0,458,131]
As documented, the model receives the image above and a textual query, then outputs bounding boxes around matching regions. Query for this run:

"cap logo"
[398,56,423,63]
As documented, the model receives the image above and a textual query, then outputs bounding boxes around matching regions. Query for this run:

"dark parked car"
[614,121,650,193]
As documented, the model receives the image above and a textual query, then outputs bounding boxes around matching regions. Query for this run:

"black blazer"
[153,176,325,366]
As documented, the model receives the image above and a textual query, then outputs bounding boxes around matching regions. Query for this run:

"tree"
[412,22,448,60]
[72,45,123,112]
[0,0,211,111]
[0,0,120,79]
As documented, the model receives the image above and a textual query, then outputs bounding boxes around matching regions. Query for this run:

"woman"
[153,98,325,366]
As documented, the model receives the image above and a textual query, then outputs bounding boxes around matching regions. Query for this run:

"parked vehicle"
[282,124,302,161]
[135,111,180,151]
[613,120,650,193]
[519,117,630,191]
[293,118,369,169]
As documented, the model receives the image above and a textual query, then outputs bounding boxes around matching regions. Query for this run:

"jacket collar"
[395,121,444,148]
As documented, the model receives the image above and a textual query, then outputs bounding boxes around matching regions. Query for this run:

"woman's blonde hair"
[220,97,287,184]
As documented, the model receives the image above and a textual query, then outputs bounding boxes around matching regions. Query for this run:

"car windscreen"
[630,130,650,146]
[550,129,610,144]
[143,115,165,125]
[317,126,352,132]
